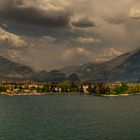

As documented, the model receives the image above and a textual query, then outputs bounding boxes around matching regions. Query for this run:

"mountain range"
[61,47,140,82]
[0,57,79,82]
[0,47,140,82]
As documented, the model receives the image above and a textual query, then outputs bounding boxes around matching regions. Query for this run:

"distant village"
[0,81,140,96]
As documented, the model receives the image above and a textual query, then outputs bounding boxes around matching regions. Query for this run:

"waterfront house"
[82,84,90,94]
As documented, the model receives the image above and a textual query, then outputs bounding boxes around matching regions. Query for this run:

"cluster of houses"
[0,81,139,95]
[0,82,91,95]
[0,82,43,95]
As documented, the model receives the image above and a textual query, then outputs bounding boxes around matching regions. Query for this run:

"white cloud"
[95,48,124,62]
[42,36,56,43]
[8,50,23,59]
[129,7,140,19]
[101,48,123,58]
[63,47,94,60]
[75,37,102,44]
[0,27,26,47]
[13,0,69,11]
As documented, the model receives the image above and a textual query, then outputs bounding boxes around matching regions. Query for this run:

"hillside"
[76,47,140,81]
[0,56,35,80]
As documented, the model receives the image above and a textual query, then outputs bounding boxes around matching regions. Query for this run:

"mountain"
[0,56,76,82]
[60,62,97,75]
[60,65,80,76]
[36,70,67,82]
[1,46,140,82]
[0,57,68,82]
[67,73,80,82]
[76,47,140,81]
[0,56,35,81]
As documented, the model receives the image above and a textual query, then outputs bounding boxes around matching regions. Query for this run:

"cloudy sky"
[0,0,140,71]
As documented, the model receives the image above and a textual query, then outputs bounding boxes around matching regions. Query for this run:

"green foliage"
[92,83,110,95]
[41,85,51,92]
[114,83,128,94]
[0,86,6,92]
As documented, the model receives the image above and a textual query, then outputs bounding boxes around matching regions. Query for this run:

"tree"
[92,83,110,95]
[114,83,128,94]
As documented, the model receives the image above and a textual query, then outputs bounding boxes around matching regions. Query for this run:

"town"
[0,81,140,96]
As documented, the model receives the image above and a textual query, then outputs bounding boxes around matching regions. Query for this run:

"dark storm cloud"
[1,0,140,71]
[1,21,89,39]
[0,0,70,28]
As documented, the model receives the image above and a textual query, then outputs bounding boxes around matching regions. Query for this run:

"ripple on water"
[0,95,140,140]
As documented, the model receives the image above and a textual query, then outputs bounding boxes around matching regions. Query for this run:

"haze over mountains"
[61,47,140,82]
[0,47,140,82]
[0,56,79,82]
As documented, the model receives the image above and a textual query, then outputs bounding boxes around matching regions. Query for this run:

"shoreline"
[0,92,132,97]
[103,94,130,97]
[0,92,82,96]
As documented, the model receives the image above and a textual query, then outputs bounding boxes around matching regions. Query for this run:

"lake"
[0,94,140,140]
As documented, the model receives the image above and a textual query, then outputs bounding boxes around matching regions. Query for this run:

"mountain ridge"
[0,56,79,82]
[75,47,140,81]
[0,56,35,80]
[1,47,140,82]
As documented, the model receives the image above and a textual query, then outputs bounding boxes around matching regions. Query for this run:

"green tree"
[92,83,110,95]
[114,83,128,94]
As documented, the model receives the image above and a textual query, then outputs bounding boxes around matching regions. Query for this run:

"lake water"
[0,94,140,140]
